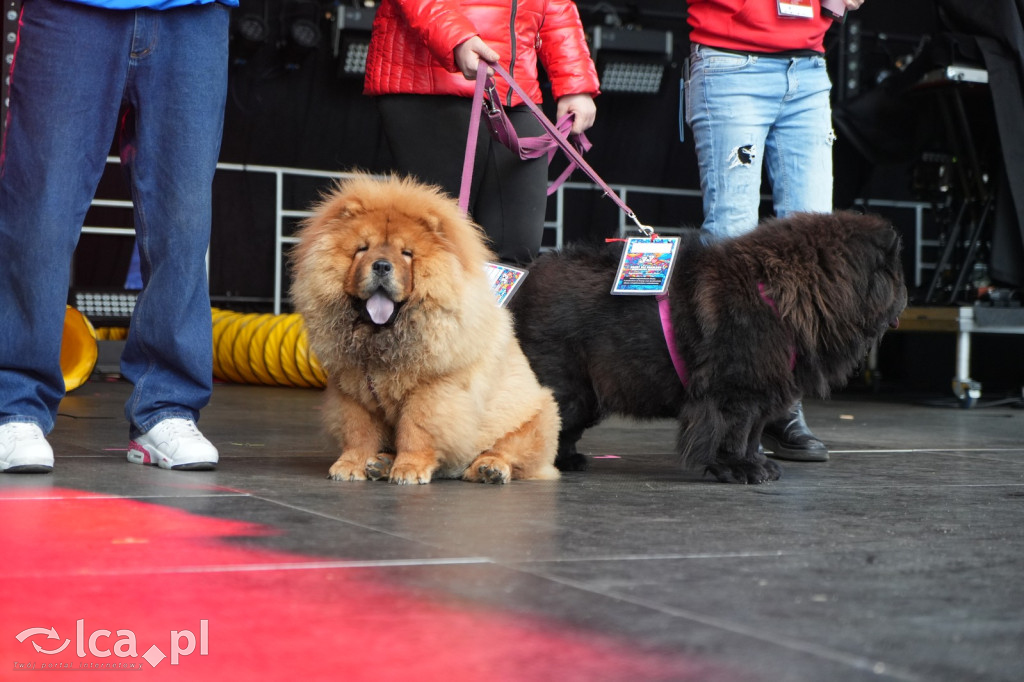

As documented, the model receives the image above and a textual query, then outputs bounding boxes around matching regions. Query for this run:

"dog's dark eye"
[402,250,413,258]
[356,245,368,253]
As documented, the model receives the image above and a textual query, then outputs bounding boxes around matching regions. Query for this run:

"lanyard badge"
[777,0,814,18]
[484,262,528,307]
[611,237,679,295]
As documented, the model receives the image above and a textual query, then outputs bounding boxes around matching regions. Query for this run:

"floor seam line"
[496,565,921,681]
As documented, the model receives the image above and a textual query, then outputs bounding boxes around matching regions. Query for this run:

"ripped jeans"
[684,43,834,239]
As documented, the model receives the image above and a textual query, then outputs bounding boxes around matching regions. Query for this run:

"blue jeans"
[685,43,835,239]
[0,0,229,436]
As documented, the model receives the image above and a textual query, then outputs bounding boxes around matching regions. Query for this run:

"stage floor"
[3,379,1023,681]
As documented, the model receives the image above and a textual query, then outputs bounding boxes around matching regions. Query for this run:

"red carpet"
[1,488,725,681]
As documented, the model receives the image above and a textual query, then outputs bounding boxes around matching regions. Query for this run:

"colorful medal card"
[610,237,679,295]
[485,262,529,307]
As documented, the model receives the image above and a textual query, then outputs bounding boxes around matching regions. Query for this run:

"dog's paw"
[554,451,589,472]
[388,461,433,485]
[365,453,395,480]
[464,454,511,484]
[327,457,368,481]
[705,459,783,484]
[761,459,783,481]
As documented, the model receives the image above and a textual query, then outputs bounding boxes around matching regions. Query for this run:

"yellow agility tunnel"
[211,308,326,388]
[61,305,98,392]
[61,307,327,390]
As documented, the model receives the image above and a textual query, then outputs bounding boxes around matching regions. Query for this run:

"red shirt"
[687,0,834,54]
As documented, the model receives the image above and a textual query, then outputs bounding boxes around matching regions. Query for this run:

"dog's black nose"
[372,260,392,276]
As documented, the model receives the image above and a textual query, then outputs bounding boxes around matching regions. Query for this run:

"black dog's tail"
[677,401,725,471]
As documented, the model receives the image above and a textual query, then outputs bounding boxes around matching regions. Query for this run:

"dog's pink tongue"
[366,291,395,325]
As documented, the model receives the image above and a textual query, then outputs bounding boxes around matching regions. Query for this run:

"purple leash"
[458,63,697,382]
[459,61,650,237]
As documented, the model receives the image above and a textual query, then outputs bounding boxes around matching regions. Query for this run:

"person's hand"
[556,94,597,134]
[454,36,500,80]
[844,0,865,9]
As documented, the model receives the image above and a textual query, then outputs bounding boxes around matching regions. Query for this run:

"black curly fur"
[509,211,907,483]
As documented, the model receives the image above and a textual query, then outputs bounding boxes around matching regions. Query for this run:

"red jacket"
[363,0,600,107]
[687,0,834,54]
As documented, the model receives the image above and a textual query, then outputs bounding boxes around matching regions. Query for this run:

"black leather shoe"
[761,401,829,462]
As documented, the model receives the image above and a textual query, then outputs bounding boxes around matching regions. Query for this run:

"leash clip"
[628,212,657,239]
[483,79,501,115]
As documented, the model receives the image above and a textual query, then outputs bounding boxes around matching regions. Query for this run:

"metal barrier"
[852,198,934,288]
[88,164,1024,406]
[85,159,932,314]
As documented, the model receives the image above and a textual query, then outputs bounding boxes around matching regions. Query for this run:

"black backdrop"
[61,0,951,303]
[208,0,951,305]
[57,0,1022,394]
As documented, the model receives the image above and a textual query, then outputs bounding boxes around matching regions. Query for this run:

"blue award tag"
[611,237,679,295]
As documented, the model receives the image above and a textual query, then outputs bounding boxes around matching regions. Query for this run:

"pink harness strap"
[656,294,689,386]
[758,283,798,371]
[756,282,778,313]
[658,283,795,388]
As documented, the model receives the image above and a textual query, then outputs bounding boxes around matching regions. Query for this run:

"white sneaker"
[127,418,218,471]
[0,422,55,473]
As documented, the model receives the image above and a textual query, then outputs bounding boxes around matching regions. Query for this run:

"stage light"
[588,26,673,95]
[71,289,138,328]
[4,4,20,138]
[281,0,323,69]
[839,20,863,100]
[230,13,270,65]
[332,4,377,78]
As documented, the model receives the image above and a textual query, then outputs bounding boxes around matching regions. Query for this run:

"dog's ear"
[419,213,443,233]
[872,223,902,258]
[338,198,365,220]
[886,227,903,256]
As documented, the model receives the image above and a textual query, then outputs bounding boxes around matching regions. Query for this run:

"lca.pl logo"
[13,619,209,670]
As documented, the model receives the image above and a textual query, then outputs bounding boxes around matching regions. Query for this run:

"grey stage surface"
[3,379,1022,681]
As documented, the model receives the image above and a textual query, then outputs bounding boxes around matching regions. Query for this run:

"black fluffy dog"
[509,211,907,483]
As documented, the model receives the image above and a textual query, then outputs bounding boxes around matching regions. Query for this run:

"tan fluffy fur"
[290,173,560,484]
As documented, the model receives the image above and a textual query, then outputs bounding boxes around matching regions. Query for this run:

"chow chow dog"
[510,211,907,483]
[291,174,560,484]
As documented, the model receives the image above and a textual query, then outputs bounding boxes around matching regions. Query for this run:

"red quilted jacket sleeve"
[364,0,600,105]
[539,0,600,99]
[391,0,478,73]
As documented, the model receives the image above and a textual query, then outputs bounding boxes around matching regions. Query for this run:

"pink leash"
[458,63,798,386]
[459,61,645,234]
